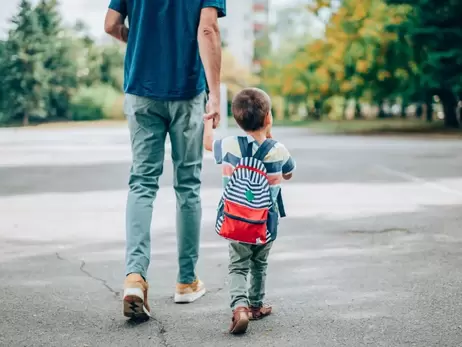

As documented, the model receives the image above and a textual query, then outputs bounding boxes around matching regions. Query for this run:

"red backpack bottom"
[216,199,269,245]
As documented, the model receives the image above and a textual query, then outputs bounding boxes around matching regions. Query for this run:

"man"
[104,0,225,319]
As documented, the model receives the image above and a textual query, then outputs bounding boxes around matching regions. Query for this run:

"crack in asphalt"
[151,316,169,347]
[55,252,120,298]
[55,252,172,345]
[79,260,121,298]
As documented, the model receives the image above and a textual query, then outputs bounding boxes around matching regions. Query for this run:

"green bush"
[70,84,124,121]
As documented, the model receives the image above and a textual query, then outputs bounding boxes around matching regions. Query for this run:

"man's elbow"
[104,16,116,34]
[104,22,114,35]
[104,9,122,35]
[199,22,220,38]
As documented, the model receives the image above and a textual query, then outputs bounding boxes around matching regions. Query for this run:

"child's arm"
[203,118,214,152]
[204,117,225,164]
[281,144,296,180]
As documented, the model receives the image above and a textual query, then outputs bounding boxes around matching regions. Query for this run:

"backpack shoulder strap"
[277,190,286,218]
[237,136,253,157]
[237,136,248,157]
[253,139,277,161]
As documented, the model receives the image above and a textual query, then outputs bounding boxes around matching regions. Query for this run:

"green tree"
[100,43,125,90]
[387,0,462,127]
[0,1,126,126]
[35,0,79,119]
[4,0,47,125]
[72,21,103,87]
[0,40,9,123]
[307,0,414,118]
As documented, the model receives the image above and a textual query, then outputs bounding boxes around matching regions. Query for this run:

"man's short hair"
[232,88,271,131]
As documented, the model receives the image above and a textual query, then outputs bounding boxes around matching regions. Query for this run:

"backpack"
[215,136,286,245]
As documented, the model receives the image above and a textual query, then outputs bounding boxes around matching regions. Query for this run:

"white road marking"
[0,146,215,167]
[376,165,462,198]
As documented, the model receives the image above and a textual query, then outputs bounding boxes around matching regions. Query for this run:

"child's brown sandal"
[250,304,272,320]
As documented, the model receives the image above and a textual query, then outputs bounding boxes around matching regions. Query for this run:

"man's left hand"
[204,94,221,129]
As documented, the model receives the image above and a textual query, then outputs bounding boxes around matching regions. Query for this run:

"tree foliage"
[386,0,462,127]
[0,0,125,125]
[4,0,47,125]
[221,48,259,96]
[261,0,461,127]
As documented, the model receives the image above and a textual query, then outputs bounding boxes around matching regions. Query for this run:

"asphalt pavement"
[1,125,462,347]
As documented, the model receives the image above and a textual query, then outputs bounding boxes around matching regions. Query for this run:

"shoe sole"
[174,287,206,303]
[123,288,151,319]
[230,317,249,335]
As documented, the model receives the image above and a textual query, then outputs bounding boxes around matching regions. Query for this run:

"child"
[203,88,296,334]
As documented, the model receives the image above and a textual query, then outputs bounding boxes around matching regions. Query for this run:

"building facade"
[252,0,270,73]
[219,0,254,71]
[219,0,270,72]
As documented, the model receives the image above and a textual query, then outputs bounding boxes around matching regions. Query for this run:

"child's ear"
[264,111,273,126]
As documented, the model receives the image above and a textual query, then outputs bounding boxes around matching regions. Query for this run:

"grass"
[3,116,461,138]
[271,118,462,137]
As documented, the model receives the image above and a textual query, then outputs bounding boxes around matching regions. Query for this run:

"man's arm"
[204,118,224,164]
[198,7,222,129]
[104,1,128,43]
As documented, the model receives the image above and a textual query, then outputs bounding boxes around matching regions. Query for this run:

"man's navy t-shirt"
[108,0,226,100]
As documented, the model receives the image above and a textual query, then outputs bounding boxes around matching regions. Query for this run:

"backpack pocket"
[218,199,269,244]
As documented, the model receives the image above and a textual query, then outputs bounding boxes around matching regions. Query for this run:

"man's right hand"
[204,94,221,129]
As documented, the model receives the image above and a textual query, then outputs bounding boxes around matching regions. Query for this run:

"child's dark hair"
[232,88,271,131]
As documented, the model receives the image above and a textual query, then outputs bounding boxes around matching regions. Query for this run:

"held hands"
[204,94,220,129]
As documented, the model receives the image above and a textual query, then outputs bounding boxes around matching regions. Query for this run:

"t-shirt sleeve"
[212,139,223,164]
[280,145,296,175]
[109,0,127,17]
[202,0,226,18]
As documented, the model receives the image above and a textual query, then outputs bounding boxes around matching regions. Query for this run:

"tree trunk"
[342,98,348,120]
[425,93,433,123]
[401,100,408,118]
[378,100,386,119]
[415,103,423,119]
[439,89,460,128]
[283,98,290,120]
[305,102,311,121]
[354,100,362,119]
[22,112,29,126]
[457,95,462,122]
[313,100,322,120]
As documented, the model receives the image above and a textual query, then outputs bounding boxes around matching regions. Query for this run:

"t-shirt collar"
[246,135,256,143]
